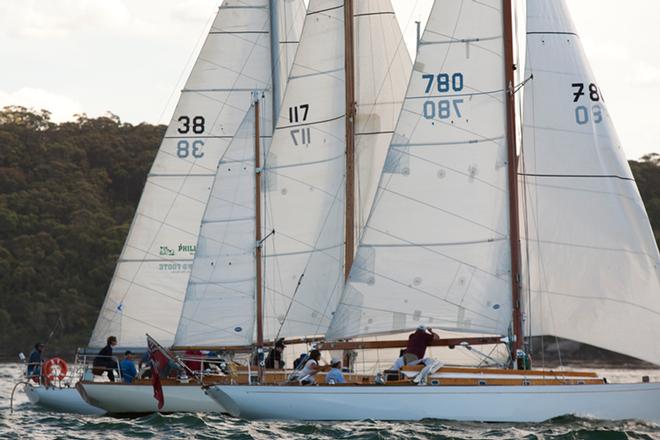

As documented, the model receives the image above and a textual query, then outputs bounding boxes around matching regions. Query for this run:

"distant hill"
[0,106,658,361]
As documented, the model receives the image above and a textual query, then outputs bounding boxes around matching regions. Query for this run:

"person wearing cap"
[119,350,138,383]
[265,338,286,369]
[325,357,346,384]
[27,342,45,379]
[406,324,439,360]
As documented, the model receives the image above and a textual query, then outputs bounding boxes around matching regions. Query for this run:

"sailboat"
[204,0,660,422]
[25,0,302,415]
[77,0,413,413]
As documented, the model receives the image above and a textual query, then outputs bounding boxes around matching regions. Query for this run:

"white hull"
[207,383,660,422]
[24,383,106,415]
[77,382,222,413]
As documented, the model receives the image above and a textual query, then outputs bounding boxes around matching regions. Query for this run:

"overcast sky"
[0,0,657,159]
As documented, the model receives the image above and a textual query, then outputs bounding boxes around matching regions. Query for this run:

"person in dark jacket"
[93,336,118,382]
[27,343,44,378]
[264,338,286,369]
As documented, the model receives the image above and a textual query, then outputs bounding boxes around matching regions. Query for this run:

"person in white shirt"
[298,349,321,385]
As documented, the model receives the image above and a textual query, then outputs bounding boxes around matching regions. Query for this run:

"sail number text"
[288,104,311,146]
[422,72,464,120]
[176,115,205,159]
[572,83,603,126]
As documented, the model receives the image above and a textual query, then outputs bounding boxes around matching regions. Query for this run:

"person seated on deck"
[298,349,321,385]
[293,352,308,369]
[119,351,138,384]
[325,357,346,384]
[138,350,151,379]
[27,342,45,380]
[264,338,286,369]
[92,336,118,382]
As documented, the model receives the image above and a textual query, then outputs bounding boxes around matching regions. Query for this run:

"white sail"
[521,0,660,364]
[90,1,284,348]
[327,0,513,341]
[354,0,412,236]
[174,104,266,347]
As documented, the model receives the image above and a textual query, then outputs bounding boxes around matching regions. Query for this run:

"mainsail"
[327,0,514,340]
[521,0,660,364]
[90,0,304,348]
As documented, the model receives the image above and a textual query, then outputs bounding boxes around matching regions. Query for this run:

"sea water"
[2,363,660,439]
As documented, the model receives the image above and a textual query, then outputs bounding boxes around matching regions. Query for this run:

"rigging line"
[266,152,344,172]
[525,238,657,261]
[521,179,642,203]
[513,74,533,95]
[275,113,344,130]
[367,237,507,248]
[376,186,508,237]
[307,4,343,16]
[273,274,304,342]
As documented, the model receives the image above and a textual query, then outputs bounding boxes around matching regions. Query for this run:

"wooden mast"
[502,0,524,359]
[254,96,265,381]
[343,0,356,281]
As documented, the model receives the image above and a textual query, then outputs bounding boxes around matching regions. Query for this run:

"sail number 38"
[176,115,205,158]
[422,73,464,120]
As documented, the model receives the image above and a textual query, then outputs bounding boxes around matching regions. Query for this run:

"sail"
[521,0,660,365]
[90,1,284,348]
[173,104,266,347]
[327,0,513,341]
[354,0,412,237]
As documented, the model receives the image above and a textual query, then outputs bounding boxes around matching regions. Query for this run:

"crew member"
[93,336,118,382]
[119,350,138,383]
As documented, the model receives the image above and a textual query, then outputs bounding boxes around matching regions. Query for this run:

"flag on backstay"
[146,334,179,410]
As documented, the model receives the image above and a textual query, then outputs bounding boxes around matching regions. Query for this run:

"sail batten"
[521,0,660,365]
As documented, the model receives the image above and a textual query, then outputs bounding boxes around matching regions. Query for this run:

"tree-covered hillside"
[0,107,163,359]
[0,106,658,360]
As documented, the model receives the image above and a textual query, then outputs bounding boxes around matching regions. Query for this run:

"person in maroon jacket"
[405,324,439,361]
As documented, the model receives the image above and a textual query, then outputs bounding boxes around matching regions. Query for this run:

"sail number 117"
[422,72,464,120]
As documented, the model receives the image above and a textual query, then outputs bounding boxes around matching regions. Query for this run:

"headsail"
[90,1,302,348]
[327,0,513,341]
[521,0,660,365]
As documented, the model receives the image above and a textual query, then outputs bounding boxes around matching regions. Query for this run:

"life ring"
[43,358,68,382]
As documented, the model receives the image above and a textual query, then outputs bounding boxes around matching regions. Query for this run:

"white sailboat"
[205,0,660,422]
[78,0,412,413]
[27,0,302,415]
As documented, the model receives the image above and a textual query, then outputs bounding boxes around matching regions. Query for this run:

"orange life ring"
[43,357,68,382]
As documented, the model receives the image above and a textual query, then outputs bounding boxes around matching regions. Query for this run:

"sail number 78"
[422,72,464,120]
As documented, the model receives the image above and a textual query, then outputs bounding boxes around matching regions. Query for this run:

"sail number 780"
[422,72,464,120]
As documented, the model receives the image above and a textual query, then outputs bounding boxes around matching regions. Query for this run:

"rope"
[10,381,28,414]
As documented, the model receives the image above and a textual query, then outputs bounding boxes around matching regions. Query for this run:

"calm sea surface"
[2,363,660,439]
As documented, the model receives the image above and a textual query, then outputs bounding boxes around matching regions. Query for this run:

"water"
[2,363,660,439]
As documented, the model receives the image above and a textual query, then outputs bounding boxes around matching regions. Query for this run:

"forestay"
[521,0,660,365]
[90,0,303,348]
[327,0,513,340]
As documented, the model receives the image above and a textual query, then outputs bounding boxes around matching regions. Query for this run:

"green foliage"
[629,154,660,248]
[0,106,163,359]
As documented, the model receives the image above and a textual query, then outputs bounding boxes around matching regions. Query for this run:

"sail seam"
[527,31,578,37]
[209,31,269,35]
[276,113,344,129]
[354,12,395,18]
[307,5,343,16]
[519,172,634,182]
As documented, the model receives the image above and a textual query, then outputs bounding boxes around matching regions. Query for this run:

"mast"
[254,96,265,381]
[344,0,356,281]
[269,0,281,122]
[502,0,524,359]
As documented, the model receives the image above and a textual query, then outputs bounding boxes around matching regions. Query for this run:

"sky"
[0,0,658,160]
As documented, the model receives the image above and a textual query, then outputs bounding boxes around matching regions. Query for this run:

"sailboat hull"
[76,381,222,414]
[206,382,660,422]
[24,383,106,415]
